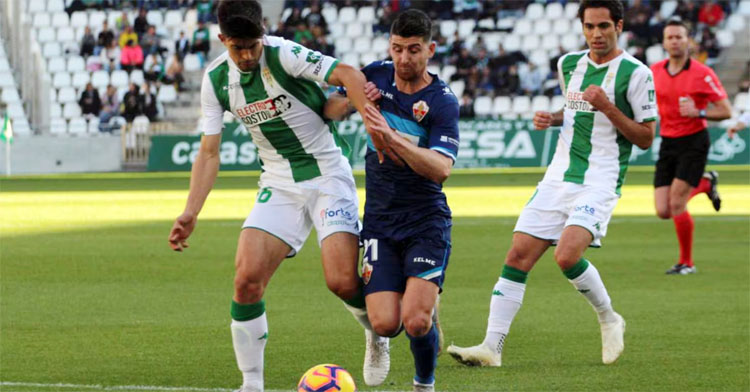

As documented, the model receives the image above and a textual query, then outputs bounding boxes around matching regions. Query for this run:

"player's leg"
[232,228,291,392]
[233,187,310,392]
[402,277,440,392]
[654,185,671,219]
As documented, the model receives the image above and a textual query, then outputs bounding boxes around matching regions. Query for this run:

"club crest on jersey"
[262,68,274,88]
[235,95,291,126]
[412,100,429,122]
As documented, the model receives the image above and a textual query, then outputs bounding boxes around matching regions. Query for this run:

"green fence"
[147,120,749,171]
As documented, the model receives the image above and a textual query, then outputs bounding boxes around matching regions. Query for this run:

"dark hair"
[665,16,690,34]
[217,0,264,39]
[577,0,624,24]
[390,9,432,42]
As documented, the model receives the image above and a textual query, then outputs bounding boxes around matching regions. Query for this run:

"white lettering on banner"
[172,141,191,165]
[708,133,746,161]
[458,131,537,159]
[238,142,257,165]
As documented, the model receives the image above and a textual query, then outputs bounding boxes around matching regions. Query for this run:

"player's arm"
[680,97,732,121]
[596,100,656,149]
[727,112,750,139]
[363,105,455,184]
[533,109,564,130]
[169,75,224,251]
[324,82,380,121]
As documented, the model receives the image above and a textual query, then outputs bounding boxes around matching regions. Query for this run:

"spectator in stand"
[99,85,120,131]
[699,29,721,66]
[164,54,185,91]
[80,26,97,57]
[79,82,102,117]
[140,25,160,56]
[293,21,313,45]
[116,11,130,31]
[457,0,481,19]
[453,47,477,82]
[284,7,303,31]
[141,82,158,122]
[311,26,334,57]
[119,26,138,48]
[121,83,143,122]
[475,48,490,72]
[175,31,190,61]
[134,8,149,37]
[449,31,465,59]
[305,2,328,33]
[120,39,144,73]
[191,21,211,62]
[675,1,699,28]
[373,4,395,34]
[698,0,724,28]
[490,44,515,73]
[476,67,495,97]
[196,0,214,23]
[100,40,121,72]
[433,35,450,65]
[499,64,520,96]
[471,36,487,57]
[144,53,164,82]
[65,0,86,16]
[270,20,293,40]
[97,21,115,53]
[459,92,476,119]
[519,62,544,96]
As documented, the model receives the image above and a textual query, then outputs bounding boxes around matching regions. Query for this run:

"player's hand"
[679,96,699,118]
[364,82,382,102]
[364,105,405,166]
[727,122,746,139]
[168,212,196,252]
[533,111,553,130]
[582,85,610,111]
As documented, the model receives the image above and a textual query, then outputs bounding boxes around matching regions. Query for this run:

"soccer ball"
[297,364,356,392]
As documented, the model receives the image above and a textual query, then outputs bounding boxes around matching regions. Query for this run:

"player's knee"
[670,204,686,217]
[371,318,401,337]
[325,275,359,300]
[403,313,432,337]
[656,207,671,219]
[553,248,578,271]
[505,247,530,270]
[234,275,264,303]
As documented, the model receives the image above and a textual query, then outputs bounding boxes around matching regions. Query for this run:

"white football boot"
[413,380,435,392]
[446,342,502,367]
[600,312,626,364]
[363,329,390,386]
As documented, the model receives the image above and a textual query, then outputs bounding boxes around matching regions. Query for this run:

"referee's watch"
[698,109,707,119]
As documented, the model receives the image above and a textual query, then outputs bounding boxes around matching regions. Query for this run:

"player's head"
[578,0,624,58]
[389,9,435,82]
[662,17,690,58]
[217,0,264,72]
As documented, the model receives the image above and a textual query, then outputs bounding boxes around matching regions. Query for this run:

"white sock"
[231,314,268,392]
[568,262,618,324]
[344,303,374,331]
[484,277,526,353]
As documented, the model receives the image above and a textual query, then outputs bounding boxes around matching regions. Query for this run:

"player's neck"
[667,54,689,74]
[394,71,432,95]
[588,48,622,65]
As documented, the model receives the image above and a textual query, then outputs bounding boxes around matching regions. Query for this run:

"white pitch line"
[0,381,411,392]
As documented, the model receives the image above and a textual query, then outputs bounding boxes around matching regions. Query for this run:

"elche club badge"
[412,100,429,122]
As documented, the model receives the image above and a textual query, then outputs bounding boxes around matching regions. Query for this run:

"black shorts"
[654,129,710,188]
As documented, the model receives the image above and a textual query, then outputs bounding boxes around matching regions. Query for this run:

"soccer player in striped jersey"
[651,17,732,275]
[448,0,657,367]
[325,10,460,392]
[167,1,388,391]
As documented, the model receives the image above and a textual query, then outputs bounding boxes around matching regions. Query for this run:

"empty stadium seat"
[68,118,88,134]
[50,103,63,119]
[27,1,46,13]
[6,103,26,120]
[551,95,565,111]
[338,7,356,24]
[660,1,678,19]
[449,80,464,98]
[440,20,457,38]
[53,72,71,88]
[321,7,337,24]
[110,70,129,88]
[561,33,581,52]
[164,10,183,28]
[474,96,493,117]
[147,10,164,26]
[531,95,550,113]
[357,6,375,23]
[67,56,85,73]
[543,34,560,51]
[715,30,734,48]
[360,53,378,67]
[645,45,665,64]
[57,86,77,104]
[734,92,749,112]
[345,23,364,37]
[91,71,110,89]
[63,102,82,119]
[88,11,106,28]
[183,54,202,72]
[740,0,750,15]
[371,36,389,55]
[47,0,65,13]
[48,57,66,73]
[334,37,352,54]
[353,36,371,54]
[87,117,101,134]
[546,3,564,19]
[49,88,57,103]
[341,52,359,67]
[12,118,31,135]
[503,34,521,52]
[70,11,88,28]
[0,73,15,88]
[457,20,475,39]
[1,87,20,103]
[477,19,495,30]
[51,12,69,28]
[328,22,344,39]
[525,3,545,20]
[130,70,145,86]
[71,71,90,89]
[33,13,51,28]
[157,84,177,103]
[50,118,67,134]
[521,35,541,53]
[37,27,56,43]
[534,19,552,36]
[43,42,62,58]
[553,19,570,36]
[57,27,75,43]
[492,96,512,117]
[529,49,549,67]
[513,19,532,36]
[441,65,457,82]
[512,96,531,116]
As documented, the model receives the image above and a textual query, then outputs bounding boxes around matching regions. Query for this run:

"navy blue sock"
[407,324,438,385]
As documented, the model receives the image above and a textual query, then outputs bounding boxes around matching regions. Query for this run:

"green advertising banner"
[147,120,749,171]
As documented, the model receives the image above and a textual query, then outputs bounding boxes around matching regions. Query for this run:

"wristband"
[699,109,707,119]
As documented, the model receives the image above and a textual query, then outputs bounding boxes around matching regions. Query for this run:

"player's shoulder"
[429,76,459,109]
[205,51,230,74]
[558,49,589,66]
[262,34,287,49]
[620,52,653,81]
[362,60,394,76]
[689,58,718,76]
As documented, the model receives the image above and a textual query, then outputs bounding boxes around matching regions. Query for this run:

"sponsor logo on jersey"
[574,204,596,215]
[440,135,460,147]
[566,91,597,113]
[443,86,453,96]
[380,90,394,100]
[235,95,291,126]
[291,45,302,58]
[413,100,429,122]
[306,51,322,64]
[320,207,354,226]
[413,257,436,266]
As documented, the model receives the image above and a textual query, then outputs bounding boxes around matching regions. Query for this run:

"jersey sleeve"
[557,54,567,96]
[428,96,460,162]
[627,66,659,123]
[699,67,728,102]
[200,71,226,136]
[277,39,339,84]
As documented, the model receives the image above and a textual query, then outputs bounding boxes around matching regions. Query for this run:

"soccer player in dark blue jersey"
[324,9,460,392]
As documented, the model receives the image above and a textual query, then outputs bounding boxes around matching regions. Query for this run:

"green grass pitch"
[1,167,748,392]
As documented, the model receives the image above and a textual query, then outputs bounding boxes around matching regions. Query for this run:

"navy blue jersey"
[360,61,460,219]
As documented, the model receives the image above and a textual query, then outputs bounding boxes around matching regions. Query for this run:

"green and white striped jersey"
[201,35,348,184]
[543,49,658,194]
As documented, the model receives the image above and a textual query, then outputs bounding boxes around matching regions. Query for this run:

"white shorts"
[513,181,619,247]
[242,173,360,257]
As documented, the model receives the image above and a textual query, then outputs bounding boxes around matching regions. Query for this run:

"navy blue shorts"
[361,215,452,295]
